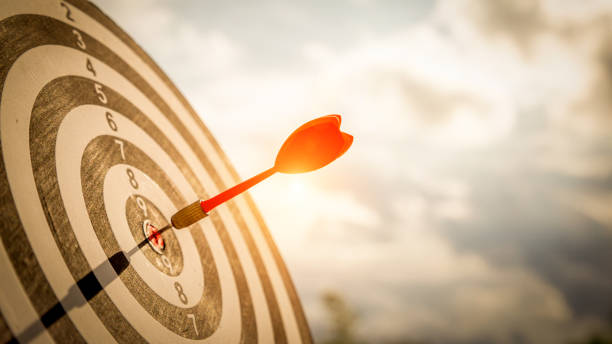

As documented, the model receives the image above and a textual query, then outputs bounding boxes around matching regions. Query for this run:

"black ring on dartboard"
[0,3,310,342]
[29,75,249,341]
[126,195,183,276]
[81,135,216,339]
[0,12,263,343]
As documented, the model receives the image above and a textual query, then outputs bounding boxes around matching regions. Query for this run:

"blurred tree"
[319,290,429,344]
[568,309,612,344]
[321,290,358,344]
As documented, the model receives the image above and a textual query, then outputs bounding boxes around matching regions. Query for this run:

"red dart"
[171,114,353,229]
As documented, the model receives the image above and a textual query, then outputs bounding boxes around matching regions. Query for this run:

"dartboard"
[0,1,312,343]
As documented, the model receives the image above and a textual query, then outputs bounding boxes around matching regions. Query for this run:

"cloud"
[292,218,584,343]
[464,0,548,52]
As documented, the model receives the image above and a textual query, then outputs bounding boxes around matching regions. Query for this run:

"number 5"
[94,83,107,104]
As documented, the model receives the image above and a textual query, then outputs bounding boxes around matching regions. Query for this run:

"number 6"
[106,112,117,131]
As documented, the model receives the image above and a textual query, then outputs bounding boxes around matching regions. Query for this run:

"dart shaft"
[201,167,276,212]
[171,200,207,229]
[171,167,276,229]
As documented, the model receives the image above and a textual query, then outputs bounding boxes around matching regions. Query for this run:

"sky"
[96,1,612,343]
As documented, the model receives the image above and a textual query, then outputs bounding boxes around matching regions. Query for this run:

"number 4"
[187,314,199,335]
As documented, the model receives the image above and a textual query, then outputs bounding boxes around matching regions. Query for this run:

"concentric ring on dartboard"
[0,8,284,344]
[141,220,167,256]
[10,51,256,341]
[95,147,204,309]
[33,87,242,341]
[0,1,312,343]
[128,197,181,273]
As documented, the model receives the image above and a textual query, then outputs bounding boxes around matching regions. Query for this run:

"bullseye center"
[142,219,165,254]
[126,195,184,276]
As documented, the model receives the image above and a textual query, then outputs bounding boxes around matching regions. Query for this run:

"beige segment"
[0,48,117,344]
[1,44,271,343]
[104,166,203,307]
[57,105,238,342]
[57,105,204,308]
[1,1,301,342]
[0,238,53,343]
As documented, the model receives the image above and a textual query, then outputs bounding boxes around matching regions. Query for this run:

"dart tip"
[171,200,208,229]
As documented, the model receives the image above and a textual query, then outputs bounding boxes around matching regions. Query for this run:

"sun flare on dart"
[171,115,353,229]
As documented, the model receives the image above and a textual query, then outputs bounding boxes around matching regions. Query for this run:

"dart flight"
[171,115,353,229]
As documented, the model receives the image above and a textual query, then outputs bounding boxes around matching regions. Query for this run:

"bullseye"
[142,220,165,254]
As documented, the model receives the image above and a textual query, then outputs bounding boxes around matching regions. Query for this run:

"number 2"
[60,2,74,22]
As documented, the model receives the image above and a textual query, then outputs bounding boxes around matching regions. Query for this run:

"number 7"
[187,314,199,335]
[114,139,125,160]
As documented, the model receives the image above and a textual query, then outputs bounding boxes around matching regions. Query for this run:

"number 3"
[72,29,86,50]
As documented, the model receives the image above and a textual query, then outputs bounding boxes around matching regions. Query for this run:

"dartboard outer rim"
[0,0,313,342]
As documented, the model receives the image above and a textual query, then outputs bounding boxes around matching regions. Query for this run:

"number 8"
[174,282,188,304]
[126,168,138,189]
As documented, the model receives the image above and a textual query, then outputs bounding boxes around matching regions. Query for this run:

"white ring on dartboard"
[0,236,54,343]
[100,163,203,308]
[2,1,302,342]
[1,49,240,341]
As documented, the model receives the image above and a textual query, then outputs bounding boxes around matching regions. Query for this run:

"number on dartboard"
[174,281,188,304]
[94,83,107,104]
[59,2,74,22]
[106,111,117,131]
[86,58,96,76]
[126,168,138,189]
[114,139,125,160]
[72,29,86,50]
[156,255,175,274]
[135,196,148,216]
[187,314,200,335]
